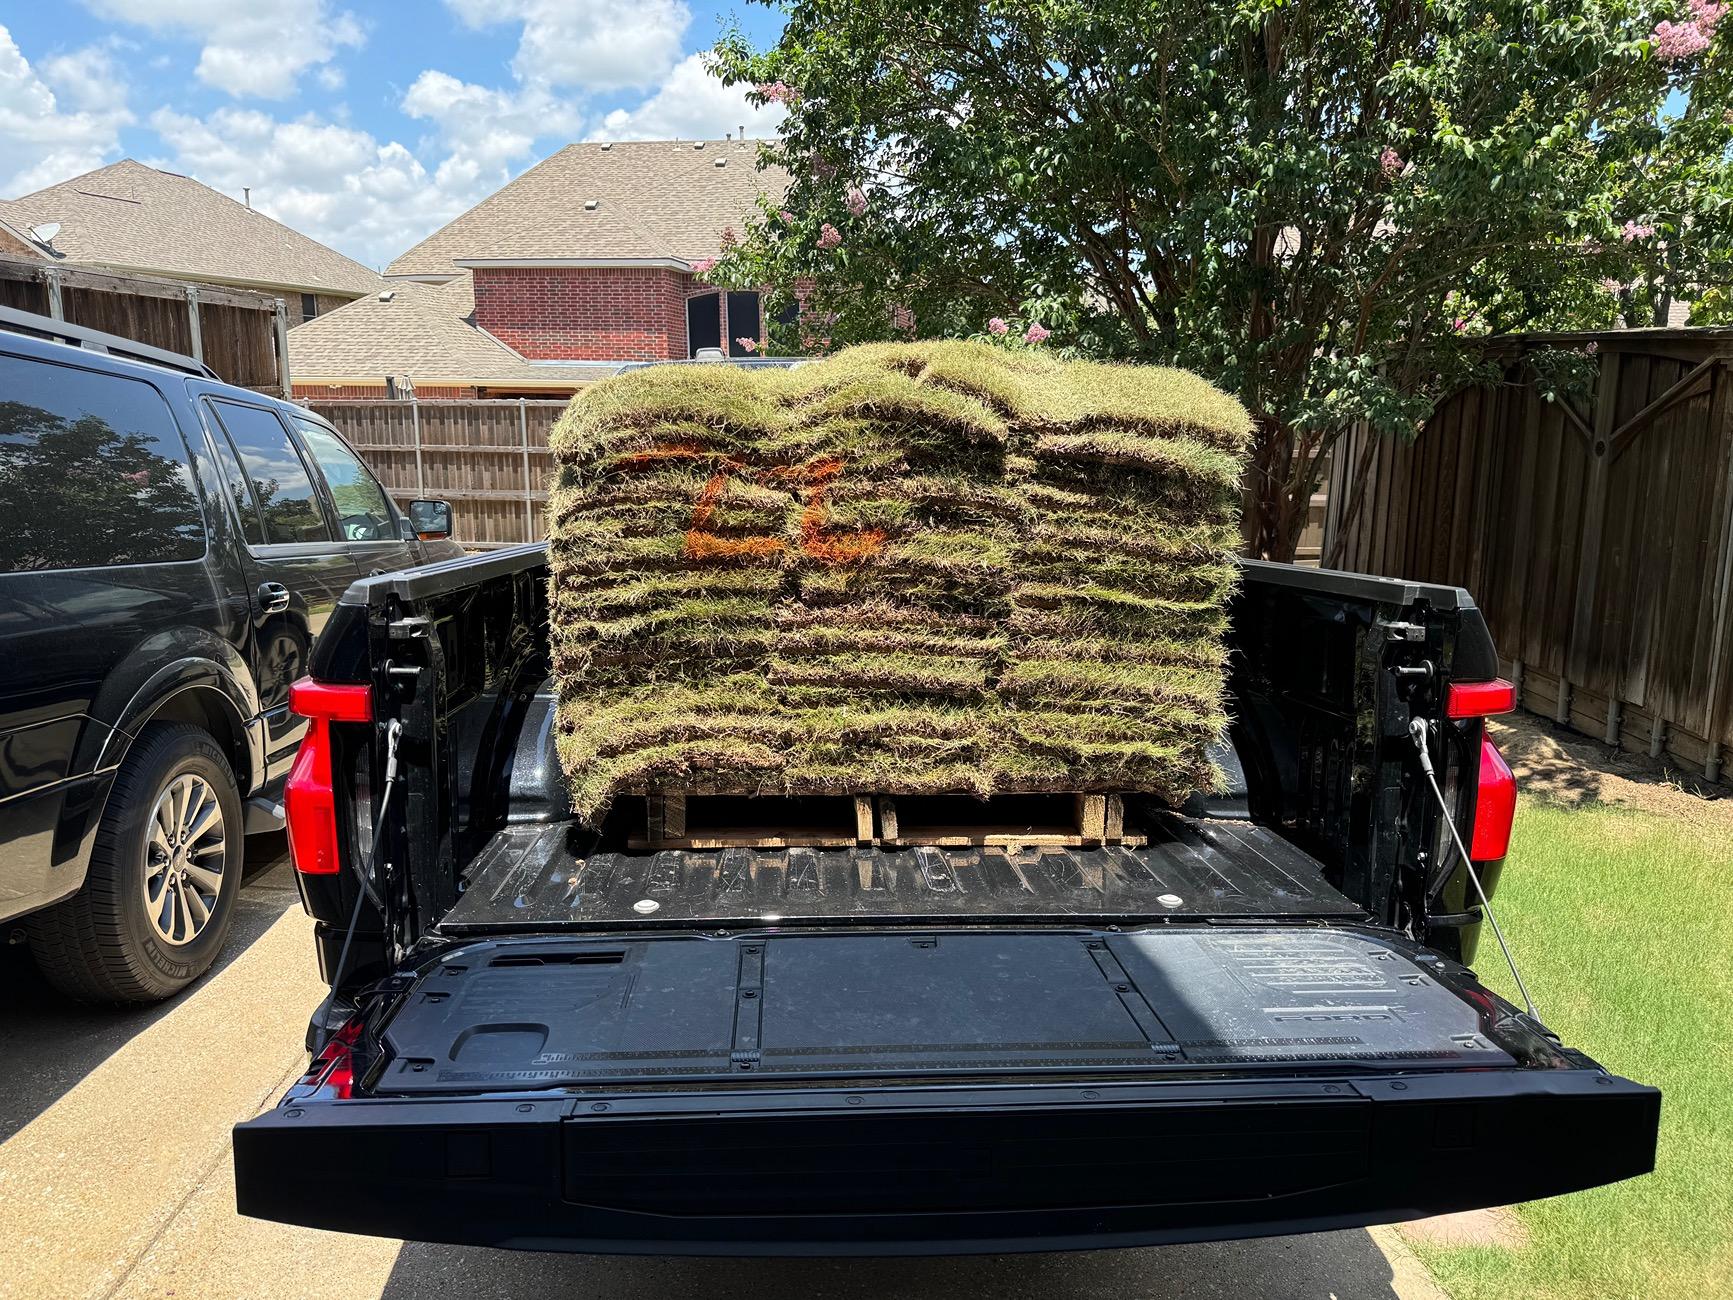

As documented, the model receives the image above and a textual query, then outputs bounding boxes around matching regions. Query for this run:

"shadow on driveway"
[378,1230,1433,1300]
[0,832,301,1142]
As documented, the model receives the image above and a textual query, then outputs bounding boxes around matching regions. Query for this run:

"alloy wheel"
[142,773,228,946]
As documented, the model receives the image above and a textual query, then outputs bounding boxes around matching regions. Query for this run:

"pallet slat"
[631,792,1155,853]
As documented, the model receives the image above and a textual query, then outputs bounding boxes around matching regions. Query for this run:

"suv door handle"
[257,581,291,614]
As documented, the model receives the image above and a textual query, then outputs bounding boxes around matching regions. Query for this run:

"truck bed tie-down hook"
[1408,717,1543,1027]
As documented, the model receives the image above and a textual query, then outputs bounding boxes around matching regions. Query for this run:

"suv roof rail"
[0,303,219,379]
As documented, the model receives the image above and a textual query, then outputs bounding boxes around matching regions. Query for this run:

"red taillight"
[289,678,373,723]
[1447,678,1517,719]
[284,677,371,876]
[1470,737,1516,861]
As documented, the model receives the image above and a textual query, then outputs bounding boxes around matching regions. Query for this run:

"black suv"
[0,307,461,1003]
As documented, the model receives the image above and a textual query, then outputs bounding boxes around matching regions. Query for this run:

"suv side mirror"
[408,498,453,541]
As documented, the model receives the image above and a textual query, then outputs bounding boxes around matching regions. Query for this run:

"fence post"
[1701,360,1733,779]
[519,397,534,542]
[1565,352,1621,690]
[42,267,62,320]
[411,398,425,495]
[184,285,203,363]
[273,298,292,395]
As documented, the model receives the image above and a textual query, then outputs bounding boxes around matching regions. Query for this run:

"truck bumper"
[234,1068,1657,1256]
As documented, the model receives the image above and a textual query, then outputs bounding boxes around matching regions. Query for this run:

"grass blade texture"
[547,341,1253,822]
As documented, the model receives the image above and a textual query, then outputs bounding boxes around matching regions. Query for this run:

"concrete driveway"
[0,835,1447,1300]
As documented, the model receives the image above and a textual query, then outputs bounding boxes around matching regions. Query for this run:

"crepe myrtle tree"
[704,0,1733,560]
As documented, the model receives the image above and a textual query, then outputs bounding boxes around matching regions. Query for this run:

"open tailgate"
[235,924,1657,1255]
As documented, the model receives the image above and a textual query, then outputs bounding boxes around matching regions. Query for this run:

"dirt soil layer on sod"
[547,341,1253,821]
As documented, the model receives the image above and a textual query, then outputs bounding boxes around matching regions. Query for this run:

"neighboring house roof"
[0,159,381,298]
[0,216,45,261]
[288,274,516,382]
[387,140,789,279]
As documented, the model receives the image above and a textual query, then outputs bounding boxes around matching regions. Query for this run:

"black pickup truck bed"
[233,545,1660,1256]
[439,810,1362,930]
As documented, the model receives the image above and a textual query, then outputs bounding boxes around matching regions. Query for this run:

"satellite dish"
[29,222,60,247]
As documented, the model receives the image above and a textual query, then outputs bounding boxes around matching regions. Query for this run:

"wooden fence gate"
[305,398,566,547]
[1324,328,1733,781]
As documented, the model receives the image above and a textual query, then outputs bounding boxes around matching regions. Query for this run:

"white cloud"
[445,0,689,92]
[40,44,129,114]
[597,54,784,141]
[150,106,459,267]
[401,69,580,178]
[0,27,130,195]
[84,0,364,99]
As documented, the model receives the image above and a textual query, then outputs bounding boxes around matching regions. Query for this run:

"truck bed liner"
[372,926,1509,1095]
[438,810,1361,932]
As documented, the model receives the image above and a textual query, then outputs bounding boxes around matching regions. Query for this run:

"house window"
[726,291,762,357]
[687,292,721,357]
[300,293,318,321]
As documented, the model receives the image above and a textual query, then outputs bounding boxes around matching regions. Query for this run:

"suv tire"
[28,722,243,1004]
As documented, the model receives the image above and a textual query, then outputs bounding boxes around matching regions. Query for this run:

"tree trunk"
[1245,418,1357,565]
[1243,416,1305,563]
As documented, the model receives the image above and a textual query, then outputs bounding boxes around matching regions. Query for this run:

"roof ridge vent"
[600,142,613,150]
[694,140,705,149]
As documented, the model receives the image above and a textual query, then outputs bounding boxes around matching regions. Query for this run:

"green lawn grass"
[1413,796,1733,1300]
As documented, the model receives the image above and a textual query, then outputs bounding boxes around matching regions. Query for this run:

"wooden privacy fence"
[0,253,288,392]
[1325,328,1733,781]
[305,398,567,547]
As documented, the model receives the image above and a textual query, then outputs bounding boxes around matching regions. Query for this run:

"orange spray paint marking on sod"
[679,452,884,564]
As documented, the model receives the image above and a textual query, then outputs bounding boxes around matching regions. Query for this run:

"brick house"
[288,139,789,398]
[0,160,380,326]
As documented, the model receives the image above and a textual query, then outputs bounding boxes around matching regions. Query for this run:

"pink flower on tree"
[1653,0,1721,60]
[719,225,738,249]
[889,303,914,333]
[817,223,842,250]
[779,209,795,225]
[1586,341,1600,355]
[689,257,717,274]
[1655,20,1711,57]
[1621,220,1656,242]
[1379,146,1404,178]
[986,317,1009,335]
[754,80,796,105]
[736,337,759,353]
[1599,277,1624,293]
[1024,322,1051,344]
[846,185,868,217]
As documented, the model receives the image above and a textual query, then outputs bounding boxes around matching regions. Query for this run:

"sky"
[0,1,788,269]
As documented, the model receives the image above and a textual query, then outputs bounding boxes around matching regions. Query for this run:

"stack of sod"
[547,341,1253,823]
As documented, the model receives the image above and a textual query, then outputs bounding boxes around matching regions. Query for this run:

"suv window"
[292,417,397,542]
[208,400,332,545]
[0,352,205,572]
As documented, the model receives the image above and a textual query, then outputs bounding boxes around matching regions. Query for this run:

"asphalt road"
[0,835,1447,1300]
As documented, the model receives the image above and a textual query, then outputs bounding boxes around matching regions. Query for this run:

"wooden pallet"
[631,791,1144,852]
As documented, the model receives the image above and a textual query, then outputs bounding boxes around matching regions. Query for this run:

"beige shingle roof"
[0,159,381,297]
[386,140,788,278]
[287,274,524,382]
